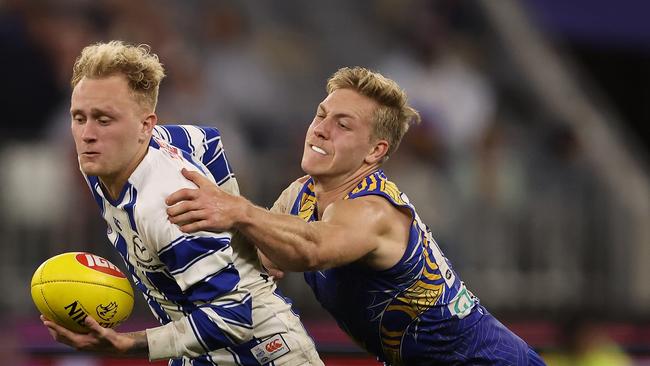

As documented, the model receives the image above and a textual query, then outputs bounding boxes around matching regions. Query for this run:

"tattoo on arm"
[124,331,149,355]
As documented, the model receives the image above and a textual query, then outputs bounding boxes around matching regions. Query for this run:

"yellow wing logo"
[298,183,317,222]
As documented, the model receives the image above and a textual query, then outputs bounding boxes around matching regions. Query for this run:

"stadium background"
[0,0,648,364]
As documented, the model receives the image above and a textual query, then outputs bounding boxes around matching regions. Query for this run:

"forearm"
[122,331,149,356]
[146,299,253,361]
[236,204,322,271]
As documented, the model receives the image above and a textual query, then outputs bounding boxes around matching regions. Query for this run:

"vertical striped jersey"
[83,125,322,366]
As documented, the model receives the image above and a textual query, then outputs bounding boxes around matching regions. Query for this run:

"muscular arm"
[237,197,391,270]
[167,169,410,271]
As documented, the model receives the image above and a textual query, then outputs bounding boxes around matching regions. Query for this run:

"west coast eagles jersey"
[279,170,545,366]
[83,125,322,366]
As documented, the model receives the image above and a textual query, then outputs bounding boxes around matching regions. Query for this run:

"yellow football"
[31,252,134,333]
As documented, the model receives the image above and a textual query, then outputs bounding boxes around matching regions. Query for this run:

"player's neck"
[100,143,150,201]
[312,164,380,217]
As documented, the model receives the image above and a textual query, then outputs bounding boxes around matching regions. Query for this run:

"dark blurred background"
[1,0,648,365]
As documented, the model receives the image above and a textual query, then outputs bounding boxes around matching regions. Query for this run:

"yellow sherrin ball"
[31,252,134,333]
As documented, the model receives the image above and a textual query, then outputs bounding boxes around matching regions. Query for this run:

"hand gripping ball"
[31,252,134,333]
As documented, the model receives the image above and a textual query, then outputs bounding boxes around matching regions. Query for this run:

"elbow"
[290,246,326,272]
[302,255,325,272]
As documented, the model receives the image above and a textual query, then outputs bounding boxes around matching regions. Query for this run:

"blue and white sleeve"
[142,215,253,360]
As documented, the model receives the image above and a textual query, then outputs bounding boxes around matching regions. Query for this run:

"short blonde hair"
[71,40,165,111]
[327,67,420,158]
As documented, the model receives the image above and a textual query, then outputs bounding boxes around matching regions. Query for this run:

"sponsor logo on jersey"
[251,334,290,364]
[130,235,164,271]
[76,253,126,278]
[132,235,153,263]
[447,285,476,319]
[154,137,182,160]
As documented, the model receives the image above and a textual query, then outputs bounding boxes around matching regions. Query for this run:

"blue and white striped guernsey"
[82,125,322,366]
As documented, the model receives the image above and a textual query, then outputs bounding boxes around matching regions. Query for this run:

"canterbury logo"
[265,340,283,352]
[250,335,290,364]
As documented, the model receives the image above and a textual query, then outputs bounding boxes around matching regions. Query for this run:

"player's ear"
[365,139,389,164]
[139,113,157,142]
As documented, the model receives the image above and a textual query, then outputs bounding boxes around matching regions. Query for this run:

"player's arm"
[142,216,254,361]
[166,169,405,271]
[241,195,399,271]
[255,177,309,277]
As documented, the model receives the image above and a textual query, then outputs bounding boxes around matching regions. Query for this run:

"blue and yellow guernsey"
[285,170,545,365]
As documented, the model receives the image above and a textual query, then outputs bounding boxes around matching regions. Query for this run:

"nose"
[80,121,98,143]
[312,118,330,140]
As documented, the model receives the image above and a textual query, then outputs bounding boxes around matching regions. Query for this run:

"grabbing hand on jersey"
[41,315,148,356]
[166,168,249,233]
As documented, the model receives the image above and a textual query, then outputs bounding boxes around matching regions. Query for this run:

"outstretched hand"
[166,168,248,233]
[41,315,146,356]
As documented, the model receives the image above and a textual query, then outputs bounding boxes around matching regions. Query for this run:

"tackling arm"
[238,196,401,271]
[166,169,403,271]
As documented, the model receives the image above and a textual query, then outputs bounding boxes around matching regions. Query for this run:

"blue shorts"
[400,306,547,365]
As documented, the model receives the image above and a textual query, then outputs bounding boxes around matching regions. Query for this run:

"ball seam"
[38,266,67,326]
[36,280,134,299]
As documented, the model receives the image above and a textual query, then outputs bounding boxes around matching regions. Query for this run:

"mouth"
[309,144,327,156]
[81,152,100,157]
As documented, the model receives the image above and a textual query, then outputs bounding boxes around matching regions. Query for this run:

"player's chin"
[301,154,326,173]
[79,163,104,176]
[300,160,319,176]
[301,166,330,179]
[300,157,311,174]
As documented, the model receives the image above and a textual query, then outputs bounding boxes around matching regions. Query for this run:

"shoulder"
[154,124,222,144]
[270,176,311,214]
[324,195,400,229]
[325,196,412,270]
[327,194,394,213]
[131,164,209,250]
[286,176,310,196]
[140,147,212,186]
[295,175,310,184]
[132,149,212,215]
[319,196,411,269]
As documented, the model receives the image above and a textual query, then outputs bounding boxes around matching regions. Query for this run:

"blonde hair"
[71,40,165,111]
[326,66,420,158]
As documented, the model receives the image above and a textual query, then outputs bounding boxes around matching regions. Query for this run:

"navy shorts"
[400,306,547,365]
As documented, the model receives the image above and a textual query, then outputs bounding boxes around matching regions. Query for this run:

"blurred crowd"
[0,0,648,359]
